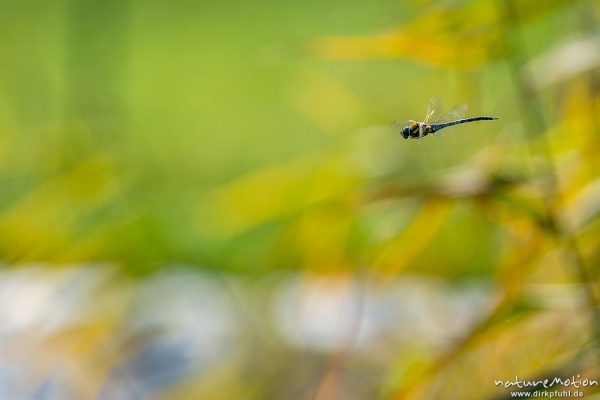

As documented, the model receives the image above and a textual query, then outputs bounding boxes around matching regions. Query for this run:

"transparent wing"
[389,118,411,134]
[423,96,443,124]
[432,103,467,124]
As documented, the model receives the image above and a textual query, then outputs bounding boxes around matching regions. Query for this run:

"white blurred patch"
[131,267,236,367]
[0,265,112,335]
[525,35,600,89]
[272,274,490,353]
[272,275,376,352]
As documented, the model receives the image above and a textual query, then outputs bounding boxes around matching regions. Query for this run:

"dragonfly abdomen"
[431,116,498,132]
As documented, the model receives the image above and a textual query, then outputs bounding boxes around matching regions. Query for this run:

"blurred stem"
[500,0,600,345]
[64,0,132,129]
[313,273,367,400]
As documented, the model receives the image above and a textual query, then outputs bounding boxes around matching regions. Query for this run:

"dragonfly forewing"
[423,96,442,124]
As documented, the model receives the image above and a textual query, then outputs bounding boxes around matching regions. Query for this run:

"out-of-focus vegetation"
[1,0,600,399]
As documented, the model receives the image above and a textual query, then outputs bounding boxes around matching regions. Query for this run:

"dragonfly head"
[401,126,410,139]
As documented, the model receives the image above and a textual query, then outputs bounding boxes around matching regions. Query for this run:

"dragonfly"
[391,97,498,139]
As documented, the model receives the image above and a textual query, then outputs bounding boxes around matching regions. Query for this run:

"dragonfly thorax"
[402,121,434,139]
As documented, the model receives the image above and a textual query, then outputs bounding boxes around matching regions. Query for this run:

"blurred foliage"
[1,0,600,399]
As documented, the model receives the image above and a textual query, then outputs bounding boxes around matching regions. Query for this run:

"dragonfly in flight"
[392,97,498,139]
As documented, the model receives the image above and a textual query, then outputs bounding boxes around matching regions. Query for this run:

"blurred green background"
[1,0,600,399]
